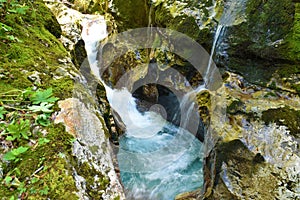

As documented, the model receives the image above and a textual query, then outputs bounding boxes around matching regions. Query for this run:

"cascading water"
[80,1,248,199]
[82,18,203,200]
[212,0,249,66]
[180,0,246,114]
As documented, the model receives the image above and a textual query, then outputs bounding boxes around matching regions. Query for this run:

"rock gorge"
[0,0,299,199]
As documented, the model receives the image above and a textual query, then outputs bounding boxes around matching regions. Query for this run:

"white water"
[205,25,224,88]
[81,17,203,200]
[80,0,248,197]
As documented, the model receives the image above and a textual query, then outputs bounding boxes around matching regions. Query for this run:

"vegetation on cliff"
[0,0,79,199]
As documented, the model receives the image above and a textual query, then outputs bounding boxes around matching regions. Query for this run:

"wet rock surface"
[43,0,300,199]
[200,72,300,200]
[55,98,124,200]
[101,1,300,199]
[217,0,300,94]
[43,1,126,199]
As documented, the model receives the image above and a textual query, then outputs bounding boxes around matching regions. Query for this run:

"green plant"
[1,87,58,127]
[28,102,54,113]
[3,173,27,199]
[0,0,29,41]
[29,88,59,104]
[39,186,49,195]
[0,106,7,119]
[3,146,29,162]
[38,137,50,146]
[35,113,51,126]
[5,119,31,141]
[7,3,29,15]
[4,176,13,185]
[0,0,29,14]
[0,22,12,35]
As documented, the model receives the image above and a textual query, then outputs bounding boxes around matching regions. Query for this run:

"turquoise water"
[80,15,204,200]
[117,111,203,200]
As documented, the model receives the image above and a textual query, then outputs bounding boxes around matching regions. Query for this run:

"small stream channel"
[80,0,248,199]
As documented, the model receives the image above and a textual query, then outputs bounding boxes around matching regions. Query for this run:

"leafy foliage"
[29,88,59,104]
[0,0,29,14]
[0,0,29,41]
[35,113,51,126]
[28,102,54,113]
[0,86,63,198]
[8,4,29,15]
[38,137,50,145]
[0,22,12,32]
[0,22,14,41]
[6,119,31,141]
[0,1,79,198]
[0,106,7,119]
[3,146,29,162]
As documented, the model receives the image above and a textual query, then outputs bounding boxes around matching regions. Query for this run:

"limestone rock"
[55,98,125,200]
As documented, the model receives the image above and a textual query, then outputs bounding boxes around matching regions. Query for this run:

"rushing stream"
[110,89,203,199]
[80,1,248,199]
[82,21,204,199]
[82,19,204,199]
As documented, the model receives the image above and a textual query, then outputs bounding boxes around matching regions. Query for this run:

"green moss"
[196,90,211,125]
[225,0,297,86]
[292,83,300,94]
[75,161,110,199]
[0,81,17,93]
[40,159,78,199]
[23,158,78,200]
[0,1,103,199]
[277,64,300,78]
[71,40,87,68]
[285,3,300,61]
[0,0,68,91]
[262,106,300,137]
[1,0,75,101]
[0,123,78,199]
[169,16,200,40]
[97,112,110,138]
[268,81,277,90]
[112,0,150,31]
[215,139,265,180]
[2,68,32,89]
[34,2,62,38]
[47,77,74,100]
[113,196,121,200]
[154,3,173,27]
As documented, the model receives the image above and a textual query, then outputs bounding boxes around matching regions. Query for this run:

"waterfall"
[203,0,249,89]
[205,25,224,88]
[79,0,249,198]
[81,17,203,200]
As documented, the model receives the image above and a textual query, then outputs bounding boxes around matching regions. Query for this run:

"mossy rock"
[0,0,74,97]
[0,123,78,199]
[226,99,244,114]
[168,15,201,40]
[204,139,280,199]
[75,161,110,199]
[196,90,211,125]
[0,1,81,199]
[221,0,298,87]
[112,0,150,32]
[262,106,300,137]
[35,2,62,38]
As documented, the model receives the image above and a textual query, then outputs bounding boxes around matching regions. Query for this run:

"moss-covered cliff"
[0,1,124,199]
[220,0,300,94]
[0,1,79,199]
